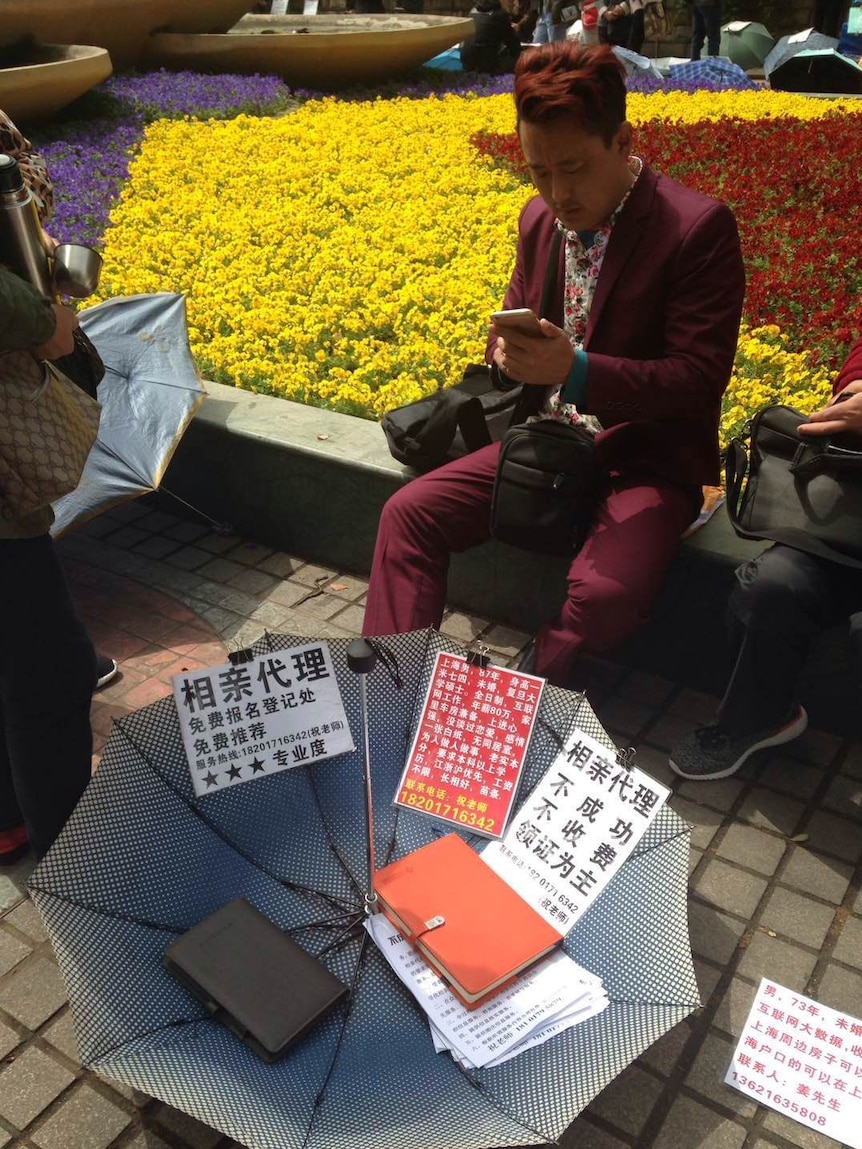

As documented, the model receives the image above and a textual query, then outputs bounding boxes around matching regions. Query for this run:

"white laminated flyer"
[365,913,606,1069]
[726,977,862,1148]
[482,726,669,934]
[172,642,354,796]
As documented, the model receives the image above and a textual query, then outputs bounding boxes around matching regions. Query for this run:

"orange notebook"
[374,834,562,1009]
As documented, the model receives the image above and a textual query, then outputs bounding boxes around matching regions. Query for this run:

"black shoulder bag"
[725,401,862,569]
[489,232,609,556]
[380,234,563,475]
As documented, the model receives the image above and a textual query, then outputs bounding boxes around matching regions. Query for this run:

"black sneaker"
[669,706,808,781]
[95,654,119,690]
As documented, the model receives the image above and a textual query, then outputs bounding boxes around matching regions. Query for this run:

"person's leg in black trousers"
[669,545,861,780]
[0,535,96,859]
[627,7,645,53]
[703,4,721,55]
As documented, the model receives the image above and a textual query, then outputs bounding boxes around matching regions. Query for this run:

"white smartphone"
[490,308,543,336]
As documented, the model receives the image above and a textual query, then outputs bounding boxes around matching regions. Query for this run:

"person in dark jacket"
[461,0,524,72]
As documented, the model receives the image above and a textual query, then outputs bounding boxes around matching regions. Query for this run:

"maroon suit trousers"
[362,442,699,686]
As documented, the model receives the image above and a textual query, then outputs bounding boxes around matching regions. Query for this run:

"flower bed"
[29,70,862,444]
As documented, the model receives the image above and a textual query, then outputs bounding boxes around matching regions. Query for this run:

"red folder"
[374,834,562,1009]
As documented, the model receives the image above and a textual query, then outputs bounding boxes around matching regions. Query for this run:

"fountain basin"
[0,43,112,120]
[0,0,253,68]
[146,13,475,87]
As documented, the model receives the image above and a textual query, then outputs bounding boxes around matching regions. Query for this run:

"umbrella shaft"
[358,675,377,909]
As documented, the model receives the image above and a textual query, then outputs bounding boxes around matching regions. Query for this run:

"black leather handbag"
[490,417,608,555]
[725,401,862,569]
[53,327,105,399]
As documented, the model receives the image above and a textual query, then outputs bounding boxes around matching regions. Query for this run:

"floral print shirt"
[541,155,643,431]
[0,110,54,223]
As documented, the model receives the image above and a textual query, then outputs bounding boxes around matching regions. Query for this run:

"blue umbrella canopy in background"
[28,628,699,1149]
[763,29,839,78]
[51,292,205,537]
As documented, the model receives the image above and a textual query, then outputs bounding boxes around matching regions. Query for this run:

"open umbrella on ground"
[28,628,699,1149]
[612,45,663,77]
[668,56,759,87]
[763,29,839,79]
[51,292,205,537]
[768,46,862,91]
[719,20,774,70]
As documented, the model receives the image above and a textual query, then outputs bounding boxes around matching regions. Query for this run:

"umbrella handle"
[347,639,379,912]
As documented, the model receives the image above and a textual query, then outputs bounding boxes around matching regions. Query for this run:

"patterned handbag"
[0,348,101,521]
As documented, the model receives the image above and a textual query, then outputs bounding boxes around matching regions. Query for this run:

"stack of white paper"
[365,914,607,1069]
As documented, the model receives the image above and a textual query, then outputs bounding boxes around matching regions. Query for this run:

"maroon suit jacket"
[835,334,862,396]
[486,165,746,489]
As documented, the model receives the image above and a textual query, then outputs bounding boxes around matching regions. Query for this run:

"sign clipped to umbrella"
[28,628,699,1149]
[51,292,205,536]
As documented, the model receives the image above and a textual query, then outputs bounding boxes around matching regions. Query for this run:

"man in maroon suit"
[362,41,746,687]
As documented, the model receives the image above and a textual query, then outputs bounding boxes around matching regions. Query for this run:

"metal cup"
[52,243,103,298]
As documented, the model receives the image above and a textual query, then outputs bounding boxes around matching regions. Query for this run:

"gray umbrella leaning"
[27,627,700,1149]
[719,20,775,71]
[51,291,205,537]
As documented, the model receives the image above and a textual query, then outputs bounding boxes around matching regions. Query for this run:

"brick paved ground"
[1,499,860,1149]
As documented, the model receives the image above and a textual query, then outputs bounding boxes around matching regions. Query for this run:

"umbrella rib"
[111,717,355,913]
[101,362,203,392]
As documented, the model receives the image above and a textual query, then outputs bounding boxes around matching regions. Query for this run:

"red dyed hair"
[514,43,627,144]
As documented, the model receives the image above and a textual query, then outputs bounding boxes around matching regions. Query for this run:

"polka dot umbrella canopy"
[28,628,699,1149]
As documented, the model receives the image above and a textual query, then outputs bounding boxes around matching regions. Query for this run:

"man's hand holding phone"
[490,309,573,387]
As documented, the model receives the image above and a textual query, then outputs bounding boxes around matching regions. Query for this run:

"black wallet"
[164,897,348,1062]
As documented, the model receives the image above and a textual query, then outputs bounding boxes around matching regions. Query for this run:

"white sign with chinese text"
[481,726,669,935]
[726,978,862,1147]
[172,643,354,797]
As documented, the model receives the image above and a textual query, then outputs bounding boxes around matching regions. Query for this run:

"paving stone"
[151,1104,223,1148]
[330,603,365,634]
[131,536,182,560]
[712,976,758,1038]
[245,602,295,631]
[668,795,724,850]
[0,1129,10,1148]
[735,931,818,991]
[0,1045,75,1127]
[615,669,675,707]
[481,623,531,656]
[0,929,31,976]
[800,810,862,865]
[254,551,305,578]
[754,754,827,800]
[3,896,47,942]
[818,961,862,1014]
[32,1082,131,1149]
[558,1116,629,1149]
[102,525,149,550]
[831,915,862,969]
[689,847,702,875]
[761,1108,844,1148]
[291,592,345,622]
[652,1094,747,1149]
[735,787,806,838]
[222,542,274,568]
[226,567,280,596]
[715,823,787,876]
[161,545,213,572]
[288,563,337,588]
[627,742,676,788]
[687,900,746,965]
[645,712,695,753]
[759,888,836,950]
[162,520,210,544]
[779,849,852,905]
[195,532,245,555]
[822,773,862,821]
[0,859,36,913]
[592,696,652,739]
[440,611,487,643]
[786,726,842,767]
[261,580,319,610]
[584,1064,664,1136]
[691,859,768,920]
[196,557,248,584]
[124,1133,172,1149]
[684,1030,758,1118]
[0,956,68,1030]
[842,742,862,780]
[0,1016,22,1057]
[324,575,368,600]
[133,510,181,534]
[676,776,746,815]
[668,688,721,725]
[694,957,722,1005]
[40,1011,80,1064]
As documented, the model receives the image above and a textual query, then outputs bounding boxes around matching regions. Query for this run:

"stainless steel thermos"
[0,154,54,297]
